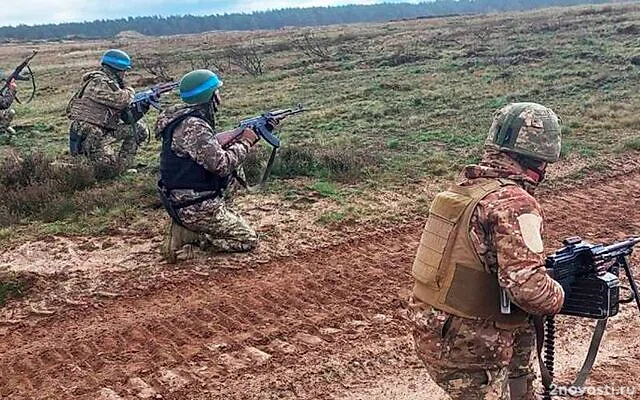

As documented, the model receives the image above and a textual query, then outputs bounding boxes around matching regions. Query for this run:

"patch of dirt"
[1,169,640,399]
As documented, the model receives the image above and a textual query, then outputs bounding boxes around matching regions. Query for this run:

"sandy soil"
[1,168,640,400]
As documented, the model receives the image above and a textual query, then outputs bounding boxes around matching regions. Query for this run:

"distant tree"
[0,0,618,41]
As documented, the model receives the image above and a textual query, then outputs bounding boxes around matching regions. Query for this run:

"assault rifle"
[537,237,640,399]
[129,81,179,114]
[215,104,307,187]
[0,50,38,104]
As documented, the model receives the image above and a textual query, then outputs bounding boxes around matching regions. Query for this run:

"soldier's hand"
[239,127,260,147]
[7,78,17,91]
[265,117,279,131]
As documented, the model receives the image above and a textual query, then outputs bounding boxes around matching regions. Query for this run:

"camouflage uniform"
[0,87,16,135]
[67,67,147,171]
[156,104,258,253]
[410,149,564,400]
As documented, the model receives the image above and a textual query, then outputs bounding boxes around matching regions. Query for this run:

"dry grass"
[1,2,639,237]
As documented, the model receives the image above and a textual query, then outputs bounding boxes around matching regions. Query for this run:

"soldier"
[66,49,149,173]
[156,69,264,263]
[0,77,17,137]
[409,103,572,400]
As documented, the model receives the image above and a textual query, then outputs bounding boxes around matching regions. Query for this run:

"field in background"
[0,2,639,242]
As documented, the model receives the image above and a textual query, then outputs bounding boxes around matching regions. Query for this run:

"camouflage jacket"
[0,87,16,110]
[67,68,134,128]
[155,104,252,202]
[464,149,564,316]
[76,68,133,110]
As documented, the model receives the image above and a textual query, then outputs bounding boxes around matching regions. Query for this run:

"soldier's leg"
[113,122,148,169]
[178,198,258,253]
[0,109,15,136]
[507,326,536,400]
[74,122,119,171]
[410,299,514,400]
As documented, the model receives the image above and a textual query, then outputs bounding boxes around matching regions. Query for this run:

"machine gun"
[129,81,179,114]
[0,50,38,104]
[215,104,307,188]
[538,237,640,399]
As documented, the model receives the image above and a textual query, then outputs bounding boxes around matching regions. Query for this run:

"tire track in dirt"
[1,172,640,399]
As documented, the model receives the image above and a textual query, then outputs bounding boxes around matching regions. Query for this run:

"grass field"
[0,2,639,244]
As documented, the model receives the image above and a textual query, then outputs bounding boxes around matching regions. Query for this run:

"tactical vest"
[412,178,528,326]
[159,113,228,193]
[66,75,121,130]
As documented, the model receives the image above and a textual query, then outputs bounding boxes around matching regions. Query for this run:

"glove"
[265,117,280,131]
[239,128,260,147]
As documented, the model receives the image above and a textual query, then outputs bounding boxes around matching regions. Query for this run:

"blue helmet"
[100,49,132,71]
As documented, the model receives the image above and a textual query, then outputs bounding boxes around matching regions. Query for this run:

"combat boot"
[162,220,200,264]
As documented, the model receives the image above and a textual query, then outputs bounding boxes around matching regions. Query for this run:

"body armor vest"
[159,113,228,192]
[412,178,528,326]
[66,74,122,130]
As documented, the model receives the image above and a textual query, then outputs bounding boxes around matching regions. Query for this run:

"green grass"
[0,279,28,306]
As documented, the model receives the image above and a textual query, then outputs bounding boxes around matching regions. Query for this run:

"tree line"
[0,0,616,41]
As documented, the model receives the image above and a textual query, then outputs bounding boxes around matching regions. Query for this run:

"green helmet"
[179,69,223,105]
[100,49,132,71]
[485,102,562,163]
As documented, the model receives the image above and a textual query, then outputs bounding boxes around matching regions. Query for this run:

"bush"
[0,151,122,226]
[243,145,379,184]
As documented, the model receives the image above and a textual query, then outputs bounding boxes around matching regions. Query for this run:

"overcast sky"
[0,0,411,27]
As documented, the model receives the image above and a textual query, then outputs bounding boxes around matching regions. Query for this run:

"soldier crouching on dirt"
[408,103,571,400]
[0,76,17,137]
[156,69,264,263]
[66,49,149,173]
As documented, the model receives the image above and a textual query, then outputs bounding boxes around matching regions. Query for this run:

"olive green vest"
[412,178,528,326]
[66,74,121,129]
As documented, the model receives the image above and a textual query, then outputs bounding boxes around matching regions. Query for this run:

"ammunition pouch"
[69,128,84,156]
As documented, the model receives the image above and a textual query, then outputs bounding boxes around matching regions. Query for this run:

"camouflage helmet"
[485,102,562,163]
[179,69,223,105]
[100,49,132,71]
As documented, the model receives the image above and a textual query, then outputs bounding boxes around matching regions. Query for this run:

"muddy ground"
[1,163,640,400]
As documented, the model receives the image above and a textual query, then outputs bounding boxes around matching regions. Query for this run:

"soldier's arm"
[85,77,134,110]
[488,188,564,316]
[173,117,252,176]
[0,88,16,109]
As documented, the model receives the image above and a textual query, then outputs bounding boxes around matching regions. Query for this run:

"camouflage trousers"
[70,120,148,172]
[410,299,536,400]
[0,108,15,131]
[176,196,258,253]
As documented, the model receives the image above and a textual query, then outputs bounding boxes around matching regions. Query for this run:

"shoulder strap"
[76,77,96,99]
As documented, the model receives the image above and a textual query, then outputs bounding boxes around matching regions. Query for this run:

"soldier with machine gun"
[408,102,568,400]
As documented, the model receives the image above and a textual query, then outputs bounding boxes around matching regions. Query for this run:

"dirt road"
[1,171,640,400]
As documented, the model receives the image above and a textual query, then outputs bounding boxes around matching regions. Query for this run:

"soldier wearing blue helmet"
[66,49,149,173]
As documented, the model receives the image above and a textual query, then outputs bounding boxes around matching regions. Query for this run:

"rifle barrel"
[594,237,640,258]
